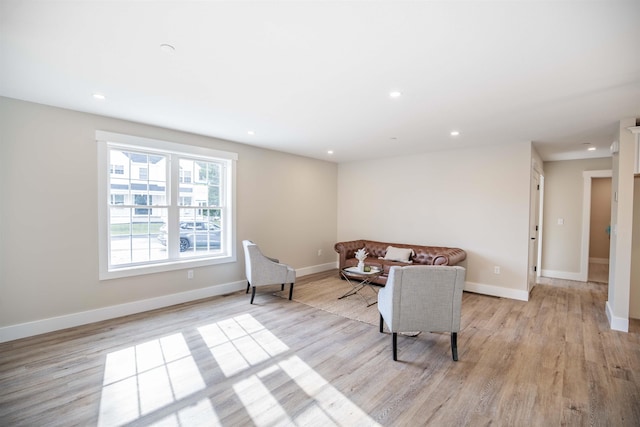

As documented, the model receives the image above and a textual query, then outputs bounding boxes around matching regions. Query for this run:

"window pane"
[178,209,221,258]
[108,150,167,220]
[208,186,219,206]
[108,149,168,267]
[178,159,222,207]
[174,158,223,259]
[110,208,168,266]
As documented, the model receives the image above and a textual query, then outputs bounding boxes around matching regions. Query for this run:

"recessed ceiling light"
[93,93,106,100]
[389,91,402,98]
[247,130,255,136]
[450,130,460,136]
[327,150,334,155]
[160,43,175,53]
[588,147,596,151]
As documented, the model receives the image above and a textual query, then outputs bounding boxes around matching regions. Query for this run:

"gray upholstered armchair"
[242,240,296,304]
[378,265,466,361]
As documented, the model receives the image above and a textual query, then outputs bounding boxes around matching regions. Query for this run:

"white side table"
[339,266,382,307]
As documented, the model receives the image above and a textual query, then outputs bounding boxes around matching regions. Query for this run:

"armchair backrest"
[385,265,466,333]
[242,239,294,287]
[242,240,256,284]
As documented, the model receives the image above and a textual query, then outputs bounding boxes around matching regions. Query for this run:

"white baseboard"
[464,281,529,301]
[296,262,338,277]
[606,301,629,332]
[541,269,586,282]
[0,280,248,344]
[0,262,339,344]
[589,257,609,265]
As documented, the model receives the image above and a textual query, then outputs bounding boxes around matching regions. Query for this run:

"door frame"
[528,159,544,293]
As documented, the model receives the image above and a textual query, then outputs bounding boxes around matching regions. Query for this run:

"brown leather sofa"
[334,239,467,285]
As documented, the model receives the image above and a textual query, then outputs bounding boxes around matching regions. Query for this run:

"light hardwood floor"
[1,271,638,426]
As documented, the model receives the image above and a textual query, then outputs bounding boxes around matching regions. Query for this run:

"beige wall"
[338,142,533,297]
[541,157,612,275]
[631,176,640,319]
[0,97,338,329]
[589,178,612,260]
[2,95,631,336]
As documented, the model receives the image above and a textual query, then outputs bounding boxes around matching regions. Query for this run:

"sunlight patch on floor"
[198,313,289,377]
[98,314,379,426]
[280,355,381,426]
[98,333,206,427]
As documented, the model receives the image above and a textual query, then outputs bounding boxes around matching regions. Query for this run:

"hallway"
[588,261,609,284]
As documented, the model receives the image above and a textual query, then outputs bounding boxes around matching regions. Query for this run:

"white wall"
[0,97,338,340]
[541,158,612,278]
[607,119,636,331]
[337,142,533,300]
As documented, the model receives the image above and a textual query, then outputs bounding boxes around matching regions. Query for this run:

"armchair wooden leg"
[281,283,285,291]
[379,314,384,333]
[250,287,256,304]
[246,281,250,294]
[392,332,398,361]
[451,332,458,361]
[288,283,294,300]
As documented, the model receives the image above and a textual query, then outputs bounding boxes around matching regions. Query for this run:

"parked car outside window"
[157,221,221,252]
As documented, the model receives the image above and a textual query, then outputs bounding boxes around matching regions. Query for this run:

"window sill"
[99,254,236,281]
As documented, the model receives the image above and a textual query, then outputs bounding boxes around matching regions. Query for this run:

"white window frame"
[96,131,237,280]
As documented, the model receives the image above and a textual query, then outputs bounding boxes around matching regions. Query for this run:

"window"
[97,131,237,280]
[138,167,148,180]
[179,169,192,183]
[110,194,125,205]
[110,164,124,175]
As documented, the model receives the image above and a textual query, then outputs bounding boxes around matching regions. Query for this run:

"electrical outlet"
[317,249,323,256]
[187,270,194,279]
[494,266,501,274]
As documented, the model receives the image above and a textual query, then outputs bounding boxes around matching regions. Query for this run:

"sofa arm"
[334,240,365,269]
[433,248,467,266]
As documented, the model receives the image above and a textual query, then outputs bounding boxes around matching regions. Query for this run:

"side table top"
[342,266,382,276]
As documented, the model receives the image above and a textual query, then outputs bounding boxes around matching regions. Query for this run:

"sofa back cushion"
[361,240,451,265]
[383,246,415,263]
[335,239,466,271]
[363,241,417,262]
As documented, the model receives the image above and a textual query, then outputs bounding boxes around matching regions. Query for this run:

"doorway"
[588,177,611,283]
[581,170,612,282]
[528,163,544,293]
[527,169,543,292]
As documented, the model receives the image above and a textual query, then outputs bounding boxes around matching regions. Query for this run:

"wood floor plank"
[1,271,639,426]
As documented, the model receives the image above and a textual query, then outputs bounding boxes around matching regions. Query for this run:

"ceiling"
[1,1,639,163]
